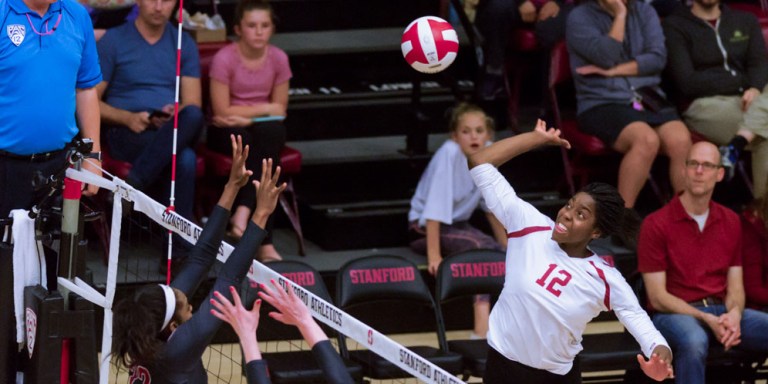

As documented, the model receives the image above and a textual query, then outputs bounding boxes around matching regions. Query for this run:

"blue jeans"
[105,105,203,220]
[652,305,768,384]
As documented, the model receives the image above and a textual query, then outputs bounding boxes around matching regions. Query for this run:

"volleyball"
[401,16,459,74]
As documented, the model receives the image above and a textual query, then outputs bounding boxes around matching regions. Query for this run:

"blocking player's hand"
[227,134,252,189]
[637,346,673,381]
[210,286,261,340]
[251,158,287,227]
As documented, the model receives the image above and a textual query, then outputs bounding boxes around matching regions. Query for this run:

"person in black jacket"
[210,280,355,384]
[663,0,768,194]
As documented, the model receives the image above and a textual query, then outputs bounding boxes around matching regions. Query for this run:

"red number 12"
[535,263,572,297]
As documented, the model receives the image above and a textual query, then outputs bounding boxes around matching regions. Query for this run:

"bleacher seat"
[242,260,363,383]
[435,249,506,379]
[335,255,464,379]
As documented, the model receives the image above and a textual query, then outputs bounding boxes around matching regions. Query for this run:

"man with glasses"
[0,0,102,378]
[637,141,768,384]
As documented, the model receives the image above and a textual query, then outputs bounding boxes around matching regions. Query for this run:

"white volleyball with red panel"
[401,16,459,74]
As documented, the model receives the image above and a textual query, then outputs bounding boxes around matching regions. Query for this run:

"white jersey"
[471,164,668,375]
[409,140,489,227]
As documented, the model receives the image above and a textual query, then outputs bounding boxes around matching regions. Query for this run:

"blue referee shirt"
[0,0,101,155]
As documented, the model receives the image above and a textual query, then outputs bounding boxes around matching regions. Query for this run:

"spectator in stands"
[111,135,286,382]
[97,0,204,269]
[408,103,506,339]
[566,0,691,209]
[469,119,673,383]
[741,194,768,310]
[475,0,573,100]
[662,0,768,196]
[208,0,290,262]
[210,280,355,384]
[638,141,768,384]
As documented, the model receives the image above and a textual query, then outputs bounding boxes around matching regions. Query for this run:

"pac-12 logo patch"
[7,24,25,46]
[25,307,37,358]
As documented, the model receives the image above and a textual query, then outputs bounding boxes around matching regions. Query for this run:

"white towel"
[10,209,47,344]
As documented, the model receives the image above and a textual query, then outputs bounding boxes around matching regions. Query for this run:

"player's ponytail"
[581,182,640,249]
[111,285,170,368]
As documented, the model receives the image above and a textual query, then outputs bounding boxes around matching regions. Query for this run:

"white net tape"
[64,168,466,384]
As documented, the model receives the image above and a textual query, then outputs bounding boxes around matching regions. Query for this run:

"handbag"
[634,86,674,112]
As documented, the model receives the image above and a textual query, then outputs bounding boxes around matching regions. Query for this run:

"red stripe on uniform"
[589,261,611,310]
[507,226,551,238]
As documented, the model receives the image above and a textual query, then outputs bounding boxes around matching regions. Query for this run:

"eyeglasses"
[685,160,721,171]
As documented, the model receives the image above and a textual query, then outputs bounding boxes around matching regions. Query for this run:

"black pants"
[484,346,582,384]
[475,0,572,70]
[207,121,286,244]
[0,151,69,383]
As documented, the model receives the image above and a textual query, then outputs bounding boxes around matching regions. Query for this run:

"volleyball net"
[60,167,465,384]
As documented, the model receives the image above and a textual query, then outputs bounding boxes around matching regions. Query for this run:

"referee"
[0,0,102,378]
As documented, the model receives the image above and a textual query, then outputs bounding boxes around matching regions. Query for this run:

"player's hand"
[210,286,261,340]
[518,1,537,23]
[127,111,151,133]
[742,87,760,111]
[533,119,571,149]
[538,1,560,20]
[637,347,674,381]
[252,158,287,222]
[227,134,252,189]
[258,279,313,328]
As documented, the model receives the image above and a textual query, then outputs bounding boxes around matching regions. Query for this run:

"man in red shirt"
[638,141,768,384]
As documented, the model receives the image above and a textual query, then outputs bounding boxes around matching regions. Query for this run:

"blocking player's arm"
[468,119,569,169]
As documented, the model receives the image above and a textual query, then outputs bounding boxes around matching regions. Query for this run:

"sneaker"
[719,144,739,181]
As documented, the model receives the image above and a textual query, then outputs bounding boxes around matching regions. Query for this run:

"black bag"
[635,86,674,112]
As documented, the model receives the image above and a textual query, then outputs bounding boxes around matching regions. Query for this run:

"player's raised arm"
[468,119,570,169]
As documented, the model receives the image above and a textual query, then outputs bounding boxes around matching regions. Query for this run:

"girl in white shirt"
[408,103,507,339]
[468,119,674,383]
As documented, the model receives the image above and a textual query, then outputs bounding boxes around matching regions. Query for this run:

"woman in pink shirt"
[208,0,291,262]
